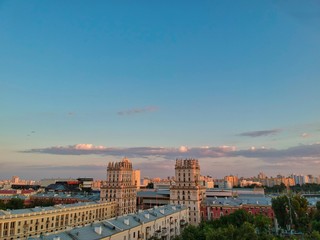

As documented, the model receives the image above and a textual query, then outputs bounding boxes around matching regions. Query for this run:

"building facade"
[0,201,116,240]
[30,204,189,240]
[170,159,206,225]
[100,158,137,216]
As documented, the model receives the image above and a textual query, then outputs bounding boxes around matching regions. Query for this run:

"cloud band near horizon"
[22,143,320,160]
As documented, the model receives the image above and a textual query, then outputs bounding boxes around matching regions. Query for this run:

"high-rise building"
[132,169,141,189]
[170,159,206,225]
[224,175,239,187]
[100,157,137,216]
[11,176,19,184]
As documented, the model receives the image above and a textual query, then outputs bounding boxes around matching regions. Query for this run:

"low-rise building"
[201,197,275,221]
[0,201,116,240]
[29,204,189,240]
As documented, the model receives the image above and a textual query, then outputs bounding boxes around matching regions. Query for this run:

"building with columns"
[170,159,206,225]
[100,158,137,216]
[0,201,116,240]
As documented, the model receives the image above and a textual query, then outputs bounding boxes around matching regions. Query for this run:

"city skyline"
[1,1,320,179]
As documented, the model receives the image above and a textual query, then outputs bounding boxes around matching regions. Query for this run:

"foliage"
[177,209,276,240]
[265,183,287,194]
[272,194,311,233]
[308,231,320,240]
[290,183,320,193]
[29,198,55,208]
[272,195,291,229]
[176,198,320,240]
[180,225,205,240]
[0,198,24,210]
[254,214,272,234]
[146,182,154,189]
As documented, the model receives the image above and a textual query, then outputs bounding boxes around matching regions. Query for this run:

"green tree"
[291,194,309,232]
[204,224,236,240]
[235,222,258,240]
[180,225,205,240]
[29,198,55,208]
[220,209,254,228]
[254,214,272,235]
[6,198,24,209]
[272,195,293,230]
[307,231,320,240]
[146,182,154,189]
[272,194,311,233]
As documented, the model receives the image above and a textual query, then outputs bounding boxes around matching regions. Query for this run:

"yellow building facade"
[0,201,116,240]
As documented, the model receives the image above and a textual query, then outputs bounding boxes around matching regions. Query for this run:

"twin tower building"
[100,157,206,225]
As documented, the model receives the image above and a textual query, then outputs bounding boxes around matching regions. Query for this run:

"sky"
[1,0,320,180]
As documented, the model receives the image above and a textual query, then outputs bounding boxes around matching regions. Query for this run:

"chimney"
[94,226,102,235]
[124,218,130,226]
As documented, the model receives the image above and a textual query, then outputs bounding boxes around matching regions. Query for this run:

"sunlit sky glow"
[1,0,320,180]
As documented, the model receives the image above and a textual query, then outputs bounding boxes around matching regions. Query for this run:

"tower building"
[170,159,206,225]
[100,157,137,216]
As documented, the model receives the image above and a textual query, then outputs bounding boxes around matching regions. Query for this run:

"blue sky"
[1,0,320,180]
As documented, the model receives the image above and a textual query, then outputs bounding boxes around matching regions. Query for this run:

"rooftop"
[28,204,187,240]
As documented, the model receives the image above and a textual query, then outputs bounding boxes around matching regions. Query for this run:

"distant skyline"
[1,1,320,179]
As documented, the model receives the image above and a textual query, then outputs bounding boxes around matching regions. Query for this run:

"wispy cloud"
[229,144,320,159]
[117,106,158,116]
[237,129,281,137]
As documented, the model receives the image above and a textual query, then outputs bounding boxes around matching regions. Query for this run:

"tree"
[308,231,320,240]
[6,198,24,209]
[204,224,236,240]
[272,194,311,233]
[217,209,254,228]
[29,198,55,208]
[235,222,258,240]
[0,200,6,210]
[254,214,272,235]
[180,225,205,240]
[146,182,154,189]
[272,195,292,230]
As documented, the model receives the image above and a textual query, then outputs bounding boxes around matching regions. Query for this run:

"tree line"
[173,195,320,240]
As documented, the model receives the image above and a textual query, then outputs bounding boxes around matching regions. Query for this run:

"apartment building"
[170,159,206,226]
[0,201,116,240]
[29,204,189,240]
[100,158,137,216]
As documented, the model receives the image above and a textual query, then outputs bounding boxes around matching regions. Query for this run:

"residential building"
[100,158,137,216]
[29,204,189,240]
[132,170,141,190]
[0,201,116,240]
[224,175,239,187]
[170,159,206,225]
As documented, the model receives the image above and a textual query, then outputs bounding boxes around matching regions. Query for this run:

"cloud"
[117,106,158,116]
[74,144,106,150]
[23,143,320,164]
[23,144,236,158]
[237,129,281,137]
[301,133,310,138]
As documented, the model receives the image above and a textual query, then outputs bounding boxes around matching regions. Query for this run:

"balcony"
[180,219,187,226]
[161,227,168,236]
[154,230,161,239]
